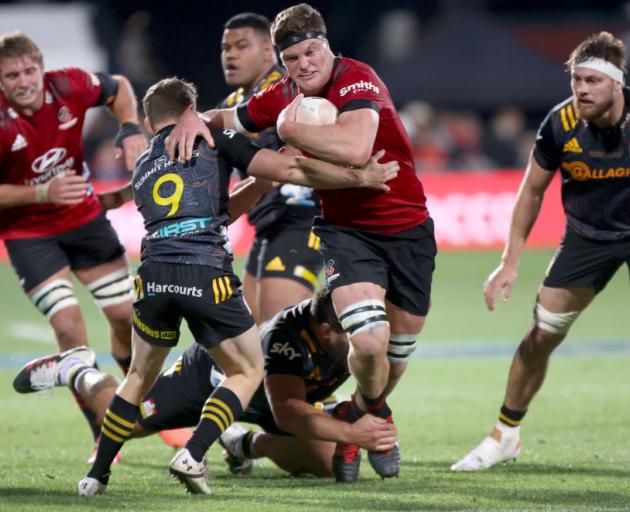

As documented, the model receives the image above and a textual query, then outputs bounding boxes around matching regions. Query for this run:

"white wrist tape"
[35,181,51,203]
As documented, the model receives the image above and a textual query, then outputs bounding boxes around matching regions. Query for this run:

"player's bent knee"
[339,299,389,337]
[533,302,581,335]
[30,279,78,319]
[87,267,134,310]
[387,333,417,364]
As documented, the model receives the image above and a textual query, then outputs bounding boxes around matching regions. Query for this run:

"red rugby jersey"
[238,56,428,234]
[0,67,104,239]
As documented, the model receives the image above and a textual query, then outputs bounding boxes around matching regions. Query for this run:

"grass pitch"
[0,251,628,511]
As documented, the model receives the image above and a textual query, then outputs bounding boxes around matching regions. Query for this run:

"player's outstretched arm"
[277,93,379,166]
[97,181,133,211]
[265,374,397,451]
[227,176,275,223]
[246,148,398,190]
[105,76,148,172]
[164,108,236,162]
[0,171,88,209]
[484,154,555,311]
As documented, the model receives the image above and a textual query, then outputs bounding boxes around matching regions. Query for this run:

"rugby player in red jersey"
[0,32,146,442]
[166,3,436,482]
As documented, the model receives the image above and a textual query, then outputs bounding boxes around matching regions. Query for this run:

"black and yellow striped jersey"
[533,89,630,240]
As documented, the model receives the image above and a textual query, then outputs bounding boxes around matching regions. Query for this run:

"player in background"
[166,3,436,483]
[78,76,397,496]
[0,31,146,443]
[220,13,323,323]
[452,32,630,471]
[15,292,396,479]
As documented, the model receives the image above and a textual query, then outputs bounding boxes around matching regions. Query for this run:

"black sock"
[70,386,101,440]
[113,354,132,376]
[498,404,527,427]
[186,386,243,463]
[87,394,138,484]
[360,391,391,419]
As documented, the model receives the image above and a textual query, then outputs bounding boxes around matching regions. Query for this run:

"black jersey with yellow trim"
[533,89,630,240]
[260,299,350,404]
[219,65,320,235]
[133,126,261,269]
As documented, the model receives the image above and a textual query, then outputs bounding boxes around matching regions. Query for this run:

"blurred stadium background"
[1,1,629,509]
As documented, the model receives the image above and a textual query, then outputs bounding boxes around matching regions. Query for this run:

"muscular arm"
[165,107,236,162]
[105,76,147,171]
[483,153,555,310]
[277,96,379,166]
[0,184,39,208]
[105,76,140,124]
[265,374,356,443]
[0,172,88,209]
[502,155,556,268]
[227,176,274,223]
[246,148,397,191]
[265,374,397,450]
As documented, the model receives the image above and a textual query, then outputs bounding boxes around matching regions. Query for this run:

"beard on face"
[576,94,615,122]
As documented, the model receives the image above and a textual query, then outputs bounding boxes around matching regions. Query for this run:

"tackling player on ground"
[452,32,630,472]
[0,32,146,444]
[220,12,323,323]
[167,3,436,483]
[15,291,396,479]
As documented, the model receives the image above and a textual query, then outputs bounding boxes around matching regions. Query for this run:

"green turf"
[0,252,628,510]
[1,356,629,510]
[0,250,627,356]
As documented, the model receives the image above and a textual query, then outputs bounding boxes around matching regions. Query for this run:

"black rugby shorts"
[133,261,254,348]
[5,213,125,292]
[313,217,437,316]
[544,227,630,293]
[245,228,324,291]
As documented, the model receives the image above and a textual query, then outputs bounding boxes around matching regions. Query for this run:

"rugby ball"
[295,96,338,125]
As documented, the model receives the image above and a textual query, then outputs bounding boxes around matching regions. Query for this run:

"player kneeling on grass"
[14,291,397,481]
[30,76,396,497]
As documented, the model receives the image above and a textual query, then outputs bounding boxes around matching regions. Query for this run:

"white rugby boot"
[218,423,254,475]
[13,346,96,393]
[169,448,211,495]
[451,423,521,472]
[77,476,107,496]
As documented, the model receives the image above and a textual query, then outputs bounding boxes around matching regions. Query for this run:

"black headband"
[276,31,326,51]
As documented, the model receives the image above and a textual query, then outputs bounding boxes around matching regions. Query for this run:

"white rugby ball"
[295,96,338,125]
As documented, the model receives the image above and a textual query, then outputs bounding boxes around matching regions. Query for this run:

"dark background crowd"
[2,0,629,177]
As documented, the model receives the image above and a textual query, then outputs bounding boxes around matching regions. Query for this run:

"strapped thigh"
[30,279,78,319]
[338,299,389,337]
[87,267,134,309]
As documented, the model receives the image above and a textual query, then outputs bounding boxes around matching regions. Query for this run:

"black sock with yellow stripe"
[87,394,138,484]
[498,404,526,427]
[186,386,243,463]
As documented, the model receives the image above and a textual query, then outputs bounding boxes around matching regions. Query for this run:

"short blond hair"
[0,32,43,66]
